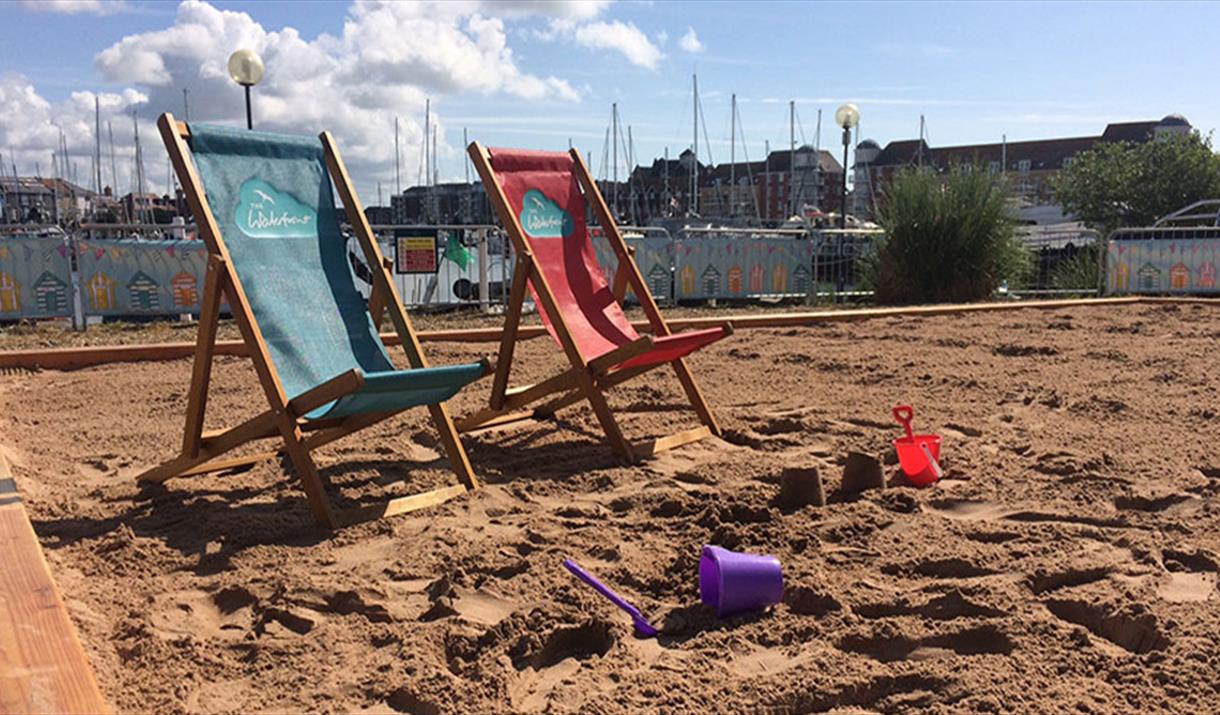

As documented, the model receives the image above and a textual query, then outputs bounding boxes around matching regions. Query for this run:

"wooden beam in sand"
[0,448,110,715]
[4,296,1214,371]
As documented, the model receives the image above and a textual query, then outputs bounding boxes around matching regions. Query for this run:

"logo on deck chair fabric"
[234,178,317,238]
[519,189,574,238]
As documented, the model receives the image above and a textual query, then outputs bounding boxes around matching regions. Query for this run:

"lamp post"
[227,49,264,130]
[834,103,860,229]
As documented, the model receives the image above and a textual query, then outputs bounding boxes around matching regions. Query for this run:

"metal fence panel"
[674,237,817,300]
[0,235,74,319]
[75,238,210,316]
[1107,238,1220,294]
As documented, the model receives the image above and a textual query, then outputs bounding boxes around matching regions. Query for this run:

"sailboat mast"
[692,73,699,215]
[94,96,103,196]
[764,139,770,222]
[789,100,796,217]
[394,117,401,195]
[815,109,822,209]
[424,99,430,187]
[730,93,736,217]
[611,102,618,212]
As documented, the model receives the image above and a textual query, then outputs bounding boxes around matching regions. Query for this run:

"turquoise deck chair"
[136,114,491,529]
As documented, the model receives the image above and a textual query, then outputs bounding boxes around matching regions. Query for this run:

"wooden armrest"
[588,335,654,375]
[287,369,364,418]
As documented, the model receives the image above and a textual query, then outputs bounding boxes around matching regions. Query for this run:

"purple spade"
[562,559,658,637]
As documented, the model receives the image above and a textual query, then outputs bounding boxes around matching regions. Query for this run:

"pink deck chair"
[464,143,732,462]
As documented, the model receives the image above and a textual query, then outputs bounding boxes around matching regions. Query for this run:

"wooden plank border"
[4,296,1215,371]
[0,448,110,715]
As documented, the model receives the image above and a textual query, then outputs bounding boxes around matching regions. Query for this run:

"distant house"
[1112,261,1130,291]
[647,263,670,299]
[87,272,116,311]
[701,265,721,296]
[0,272,21,313]
[792,264,811,294]
[852,115,1194,221]
[1198,261,1216,289]
[679,264,696,297]
[33,271,69,314]
[1169,262,1191,290]
[1137,262,1162,292]
[749,264,765,293]
[727,265,743,294]
[171,271,199,307]
[771,263,787,293]
[128,271,161,311]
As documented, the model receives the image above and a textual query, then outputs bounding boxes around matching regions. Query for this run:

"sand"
[2,301,1219,714]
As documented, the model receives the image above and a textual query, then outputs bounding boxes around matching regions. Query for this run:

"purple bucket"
[699,545,784,618]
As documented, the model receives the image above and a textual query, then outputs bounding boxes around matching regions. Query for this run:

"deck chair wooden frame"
[135,113,486,529]
[463,142,731,463]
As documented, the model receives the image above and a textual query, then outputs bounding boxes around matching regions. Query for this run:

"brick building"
[851,115,1192,221]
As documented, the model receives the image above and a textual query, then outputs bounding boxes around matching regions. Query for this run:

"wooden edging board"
[3,296,1217,372]
[0,448,109,715]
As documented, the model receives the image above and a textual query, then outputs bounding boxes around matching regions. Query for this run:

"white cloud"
[17,0,127,15]
[573,20,663,69]
[485,0,611,20]
[678,27,703,54]
[48,0,587,197]
[0,74,148,191]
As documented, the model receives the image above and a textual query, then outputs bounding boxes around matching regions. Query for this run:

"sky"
[2,0,1218,202]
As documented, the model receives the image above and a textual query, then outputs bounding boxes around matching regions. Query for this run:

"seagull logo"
[253,188,276,206]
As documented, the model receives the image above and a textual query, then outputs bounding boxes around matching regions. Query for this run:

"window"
[1062,157,1075,169]
[1017,159,1031,173]
[989,161,1001,175]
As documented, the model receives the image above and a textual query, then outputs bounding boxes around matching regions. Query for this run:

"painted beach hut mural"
[171,271,199,307]
[1170,262,1191,290]
[647,263,670,299]
[1112,261,1130,291]
[1137,262,1161,292]
[1198,261,1216,289]
[749,264,764,293]
[0,272,21,313]
[87,272,116,311]
[128,271,162,311]
[792,264,811,295]
[679,264,696,297]
[727,265,743,294]
[33,271,69,314]
[771,263,787,293]
[701,265,721,296]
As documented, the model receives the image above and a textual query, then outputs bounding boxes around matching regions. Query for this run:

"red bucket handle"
[892,405,915,440]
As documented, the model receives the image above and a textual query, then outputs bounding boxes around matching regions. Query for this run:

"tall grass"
[866,166,1029,304]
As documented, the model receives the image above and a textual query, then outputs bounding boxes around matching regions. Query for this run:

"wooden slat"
[181,254,225,458]
[336,484,469,526]
[0,297,1184,372]
[0,451,109,715]
[635,425,712,460]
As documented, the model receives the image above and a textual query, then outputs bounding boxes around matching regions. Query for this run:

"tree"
[1053,133,1220,236]
[865,165,1028,304]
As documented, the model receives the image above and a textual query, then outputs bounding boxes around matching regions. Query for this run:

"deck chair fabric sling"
[465,143,732,462]
[136,114,490,529]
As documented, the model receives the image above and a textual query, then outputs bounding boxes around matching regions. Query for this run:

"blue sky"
[2,0,1216,198]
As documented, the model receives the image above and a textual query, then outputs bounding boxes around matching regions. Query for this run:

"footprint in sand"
[1043,599,1169,654]
[1157,548,1218,603]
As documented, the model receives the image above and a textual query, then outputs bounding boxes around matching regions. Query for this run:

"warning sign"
[394,232,438,274]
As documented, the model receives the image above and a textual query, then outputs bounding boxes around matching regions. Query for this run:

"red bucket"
[892,406,943,486]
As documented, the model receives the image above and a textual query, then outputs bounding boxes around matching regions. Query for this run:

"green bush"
[1049,245,1102,291]
[867,166,1028,304]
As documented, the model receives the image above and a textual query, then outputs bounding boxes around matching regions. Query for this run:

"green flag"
[442,232,471,270]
